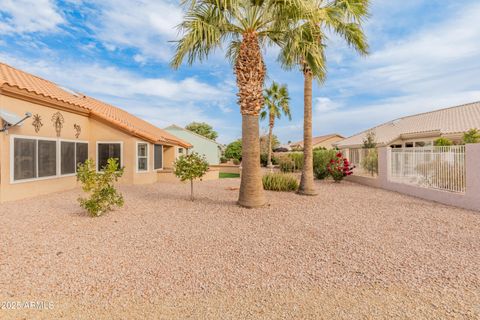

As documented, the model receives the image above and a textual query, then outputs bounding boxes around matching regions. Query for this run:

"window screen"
[76,143,88,170]
[38,140,57,177]
[137,143,148,171]
[98,143,121,170]
[61,141,75,175]
[13,138,37,181]
[154,144,163,170]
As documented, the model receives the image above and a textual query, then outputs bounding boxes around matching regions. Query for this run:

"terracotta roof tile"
[0,62,191,148]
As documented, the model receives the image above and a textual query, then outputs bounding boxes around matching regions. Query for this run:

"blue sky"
[0,0,479,144]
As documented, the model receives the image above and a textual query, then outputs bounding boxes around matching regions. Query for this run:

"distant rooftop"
[336,101,480,148]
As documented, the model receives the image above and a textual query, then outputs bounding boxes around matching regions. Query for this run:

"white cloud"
[0,0,64,34]
[313,1,480,138]
[87,0,183,62]
[314,97,340,112]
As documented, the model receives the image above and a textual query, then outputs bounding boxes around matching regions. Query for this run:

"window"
[154,144,163,170]
[61,142,75,174]
[415,141,426,147]
[61,142,89,175]
[13,137,89,182]
[37,140,57,177]
[76,143,88,169]
[137,143,148,172]
[390,144,402,148]
[97,143,121,171]
[405,142,414,148]
[178,147,184,154]
[13,138,37,181]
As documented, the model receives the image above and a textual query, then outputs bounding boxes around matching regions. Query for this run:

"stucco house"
[164,124,222,164]
[290,133,344,150]
[335,101,480,164]
[0,62,191,202]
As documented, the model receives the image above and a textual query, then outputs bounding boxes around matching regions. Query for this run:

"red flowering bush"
[326,152,354,182]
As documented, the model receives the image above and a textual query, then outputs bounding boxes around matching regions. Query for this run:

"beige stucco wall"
[0,94,178,202]
[346,146,480,212]
[313,136,344,149]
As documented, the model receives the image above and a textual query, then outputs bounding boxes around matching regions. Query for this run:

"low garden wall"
[346,145,480,212]
[210,164,241,174]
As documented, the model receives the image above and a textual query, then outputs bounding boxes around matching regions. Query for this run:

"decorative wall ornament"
[51,112,64,137]
[74,124,81,138]
[32,114,43,133]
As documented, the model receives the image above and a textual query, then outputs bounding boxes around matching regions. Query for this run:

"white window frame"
[9,134,88,184]
[153,144,164,171]
[60,138,89,177]
[96,141,124,172]
[135,141,149,173]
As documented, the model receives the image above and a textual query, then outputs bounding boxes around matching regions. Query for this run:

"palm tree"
[261,81,291,167]
[279,0,369,195]
[171,0,313,208]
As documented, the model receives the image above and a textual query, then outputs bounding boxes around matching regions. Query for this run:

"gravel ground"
[0,179,479,319]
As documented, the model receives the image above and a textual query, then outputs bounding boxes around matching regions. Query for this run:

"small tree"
[434,137,453,146]
[362,130,377,149]
[173,152,209,201]
[224,140,242,162]
[185,122,218,141]
[76,158,124,217]
[463,128,480,144]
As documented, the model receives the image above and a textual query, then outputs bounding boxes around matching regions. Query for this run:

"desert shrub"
[220,156,228,164]
[260,153,278,167]
[361,149,378,176]
[174,152,209,201]
[262,173,299,192]
[224,140,242,161]
[76,158,124,217]
[463,128,480,144]
[327,152,354,182]
[434,137,453,146]
[232,158,240,165]
[289,152,304,170]
[313,150,337,179]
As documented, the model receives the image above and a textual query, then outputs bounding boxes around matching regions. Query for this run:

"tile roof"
[164,124,223,146]
[0,62,191,148]
[336,101,480,148]
[291,134,344,148]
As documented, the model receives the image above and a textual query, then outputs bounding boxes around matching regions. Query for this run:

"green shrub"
[76,158,124,217]
[232,158,240,165]
[361,149,378,176]
[224,140,242,161]
[260,153,278,167]
[220,156,228,164]
[277,152,303,172]
[463,128,480,144]
[313,149,337,179]
[262,173,299,192]
[173,152,209,201]
[434,137,453,146]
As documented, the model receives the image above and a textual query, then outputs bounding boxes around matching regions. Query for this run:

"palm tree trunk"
[236,32,266,208]
[298,66,317,196]
[238,114,265,207]
[267,115,274,167]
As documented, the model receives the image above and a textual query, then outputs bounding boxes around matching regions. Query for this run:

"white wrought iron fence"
[389,146,466,193]
[342,148,378,176]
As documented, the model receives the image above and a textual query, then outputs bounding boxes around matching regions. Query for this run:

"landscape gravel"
[0,179,479,319]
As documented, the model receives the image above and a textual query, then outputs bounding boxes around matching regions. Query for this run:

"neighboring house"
[335,101,480,164]
[164,124,222,164]
[0,62,191,202]
[290,134,344,150]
